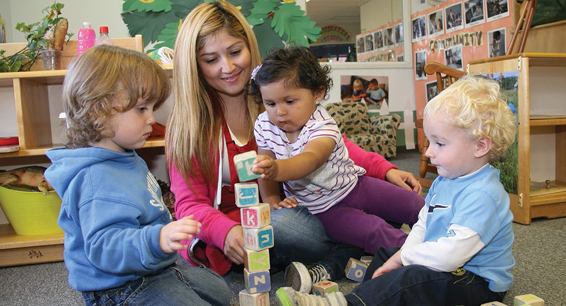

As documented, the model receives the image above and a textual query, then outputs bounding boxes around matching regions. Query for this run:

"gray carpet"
[1,149,564,306]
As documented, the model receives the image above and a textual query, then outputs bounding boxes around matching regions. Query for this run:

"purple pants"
[315,176,424,254]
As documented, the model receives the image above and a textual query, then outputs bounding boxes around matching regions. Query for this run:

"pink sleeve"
[343,134,397,180]
[169,159,238,252]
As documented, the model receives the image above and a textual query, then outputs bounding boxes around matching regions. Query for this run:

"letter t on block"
[234,151,261,182]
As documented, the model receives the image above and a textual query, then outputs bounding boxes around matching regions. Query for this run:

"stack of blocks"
[234,151,272,306]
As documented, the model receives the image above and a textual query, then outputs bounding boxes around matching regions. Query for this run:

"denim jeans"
[346,247,506,306]
[270,206,334,270]
[82,264,230,306]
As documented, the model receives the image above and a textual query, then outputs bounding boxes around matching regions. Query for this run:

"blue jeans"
[346,247,506,306]
[82,264,230,306]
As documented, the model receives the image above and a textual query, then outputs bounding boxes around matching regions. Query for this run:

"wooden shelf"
[530,116,566,126]
[0,224,64,267]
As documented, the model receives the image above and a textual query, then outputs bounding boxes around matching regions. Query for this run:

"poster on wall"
[415,50,427,80]
[428,9,445,38]
[486,0,509,22]
[444,44,463,70]
[445,3,464,33]
[425,81,439,103]
[374,30,384,50]
[488,28,506,57]
[412,16,427,42]
[0,17,6,43]
[395,23,404,45]
[356,19,404,62]
[464,0,485,28]
[340,75,390,112]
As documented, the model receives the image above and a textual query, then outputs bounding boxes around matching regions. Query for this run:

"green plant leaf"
[123,0,173,13]
[247,0,278,26]
[271,3,320,47]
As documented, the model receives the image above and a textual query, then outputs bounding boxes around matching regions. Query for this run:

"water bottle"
[96,26,114,46]
[76,22,96,56]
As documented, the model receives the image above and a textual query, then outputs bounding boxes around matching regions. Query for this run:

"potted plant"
[0,2,73,72]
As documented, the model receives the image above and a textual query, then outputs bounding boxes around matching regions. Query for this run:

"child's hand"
[253,154,279,180]
[272,197,298,210]
[373,250,403,278]
[224,225,244,264]
[159,215,201,254]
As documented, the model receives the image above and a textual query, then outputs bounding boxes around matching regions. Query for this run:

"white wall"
[4,0,130,44]
[360,0,404,33]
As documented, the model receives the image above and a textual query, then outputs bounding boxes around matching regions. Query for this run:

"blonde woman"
[166,1,423,281]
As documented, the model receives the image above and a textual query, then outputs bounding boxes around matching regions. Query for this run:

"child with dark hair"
[44,45,230,306]
[249,45,423,259]
[364,78,386,105]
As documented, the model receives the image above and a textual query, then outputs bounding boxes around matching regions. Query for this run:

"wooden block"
[235,182,260,207]
[360,255,373,265]
[241,203,271,228]
[243,225,274,251]
[344,258,368,282]
[481,302,507,306]
[514,294,544,306]
[239,289,270,306]
[234,151,261,182]
[244,268,271,294]
[244,248,270,272]
[312,280,338,296]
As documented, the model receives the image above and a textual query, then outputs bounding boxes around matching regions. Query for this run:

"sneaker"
[285,262,331,294]
[276,287,347,306]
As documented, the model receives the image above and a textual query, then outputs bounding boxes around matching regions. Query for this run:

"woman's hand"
[385,168,422,196]
[224,225,245,264]
[271,197,298,210]
[159,215,201,253]
[373,250,403,278]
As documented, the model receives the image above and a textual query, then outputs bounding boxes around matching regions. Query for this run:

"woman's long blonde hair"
[166,1,261,186]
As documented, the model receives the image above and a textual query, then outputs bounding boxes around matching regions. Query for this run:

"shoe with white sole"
[276,287,347,306]
[285,262,331,294]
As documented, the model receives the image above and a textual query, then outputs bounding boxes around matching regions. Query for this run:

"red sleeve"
[343,134,397,180]
[169,158,238,255]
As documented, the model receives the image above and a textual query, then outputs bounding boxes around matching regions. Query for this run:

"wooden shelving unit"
[0,35,169,267]
[468,53,566,224]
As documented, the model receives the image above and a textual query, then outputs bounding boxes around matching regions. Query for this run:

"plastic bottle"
[76,22,96,56]
[96,26,114,46]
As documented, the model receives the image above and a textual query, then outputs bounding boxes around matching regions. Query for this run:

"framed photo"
[365,34,375,52]
[445,3,463,33]
[415,50,427,80]
[486,0,509,22]
[384,27,394,48]
[394,23,404,45]
[488,28,506,58]
[444,45,463,71]
[427,9,444,38]
[465,0,485,28]
[356,36,365,53]
[412,16,427,42]
[426,81,439,103]
[374,30,384,50]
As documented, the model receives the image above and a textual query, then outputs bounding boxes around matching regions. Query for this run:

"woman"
[165,1,423,277]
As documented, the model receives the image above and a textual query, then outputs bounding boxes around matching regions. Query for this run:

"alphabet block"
[234,151,261,182]
[235,182,260,207]
[481,302,507,306]
[360,256,373,265]
[514,294,544,306]
[241,203,271,228]
[239,289,270,306]
[312,281,338,297]
[344,258,368,282]
[244,248,270,272]
[244,225,274,251]
[244,269,271,294]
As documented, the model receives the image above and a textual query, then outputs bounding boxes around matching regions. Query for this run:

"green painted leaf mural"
[123,0,173,13]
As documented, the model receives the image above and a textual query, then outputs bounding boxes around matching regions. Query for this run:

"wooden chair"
[415,62,466,187]
[507,0,538,55]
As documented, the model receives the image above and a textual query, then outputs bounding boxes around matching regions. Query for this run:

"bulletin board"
[412,0,515,150]
[355,18,405,62]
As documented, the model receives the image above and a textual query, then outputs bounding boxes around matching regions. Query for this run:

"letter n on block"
[243,225,274,251]
[244,248,270,272]
[345,258,368,282]
[244,269,271,294]
[235,182,260,207]
[241,203,270,228]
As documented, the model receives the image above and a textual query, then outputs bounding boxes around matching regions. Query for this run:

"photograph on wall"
[425,81,439,103]
[394,23,404,45]
[374,30,384,50]
[384,27,394,48]
[415,50,427,80]
[340,75,389,111]
[356,36,365,53]
[445,3,464,33]
[444,44,463,70]
[365,34,375,52]
[464,0,485,28]
[0,17,6,44]
[486,0,509,22]
[427,9,445,38]
[412,16,427,42]
[488,28,506,58]
[397,55,404,62]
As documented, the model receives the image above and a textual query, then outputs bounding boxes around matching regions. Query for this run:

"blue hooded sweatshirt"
[45,147,176,292]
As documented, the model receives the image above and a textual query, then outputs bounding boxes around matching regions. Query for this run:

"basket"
[0,186,63,235]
